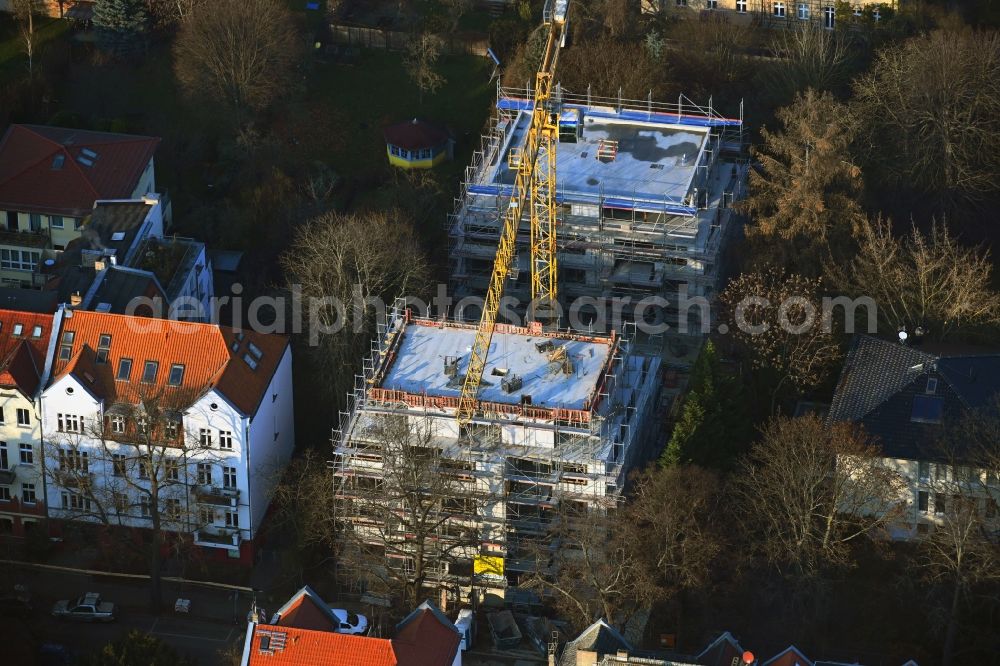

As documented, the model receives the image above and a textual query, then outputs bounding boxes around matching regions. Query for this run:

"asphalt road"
[7,567,248,665]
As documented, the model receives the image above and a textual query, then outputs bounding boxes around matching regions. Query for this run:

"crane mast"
[456,1,568,427]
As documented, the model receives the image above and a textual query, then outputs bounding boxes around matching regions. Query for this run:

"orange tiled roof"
[0,309,55,396]
[50,310,287,415]
[246,626,397,666]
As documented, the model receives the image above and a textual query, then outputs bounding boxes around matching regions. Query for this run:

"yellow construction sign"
[474,555,505,578]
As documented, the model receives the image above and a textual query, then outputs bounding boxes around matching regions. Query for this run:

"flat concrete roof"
[377,322,613,410]
[489,111,708,208]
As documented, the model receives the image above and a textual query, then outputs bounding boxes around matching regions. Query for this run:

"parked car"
[51,592,117,622]
[331,608,367,635]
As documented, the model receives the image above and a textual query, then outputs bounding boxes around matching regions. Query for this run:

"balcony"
[0,227,50,249]
[195,486,239,507]
[193,527,241,550]
[0,468,15,485]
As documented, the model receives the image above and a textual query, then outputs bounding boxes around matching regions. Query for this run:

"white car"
[331,608,368,635]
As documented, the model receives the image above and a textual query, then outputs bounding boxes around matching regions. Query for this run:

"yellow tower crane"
[456,1,569,427]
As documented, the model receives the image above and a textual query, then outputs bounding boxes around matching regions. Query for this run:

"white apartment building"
[39,308,294,563]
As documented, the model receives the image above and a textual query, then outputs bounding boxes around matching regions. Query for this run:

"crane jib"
[456,6,569,427]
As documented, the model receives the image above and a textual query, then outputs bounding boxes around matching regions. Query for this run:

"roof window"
[51,154,65,170]
[110,232,126,242]
[248,342,263,360]
[96,334,111,364]
[926,377,938,394]
[12,324,23,336]
[142,361,159,383]
[168,364,185,386]
[243,353,258,370]
[31,325,42,338]
[117,358,132,381]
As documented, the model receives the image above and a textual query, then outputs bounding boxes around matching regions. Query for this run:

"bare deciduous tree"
[440,0,472,32]
[405,33,446,103]
[720,269,843,412]
[626,465,725,595]
[916,410,1000,666]
[335,415,493,613]
[522,500,657,633]
[741,89,863,272]
[735,415,907,579]
[44,387,224,612]
[853,29,1000,211]
[11,0,40,77]
[173,0,299,117]
[827,216,1000,341]
[268,449,338,566]
[280,209,430,407]
[765,22,852,98]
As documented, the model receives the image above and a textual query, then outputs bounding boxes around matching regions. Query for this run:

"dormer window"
[142,361,159,384]
[168,364,185,386]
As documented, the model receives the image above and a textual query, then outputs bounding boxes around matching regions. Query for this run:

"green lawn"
[311,49,494,183]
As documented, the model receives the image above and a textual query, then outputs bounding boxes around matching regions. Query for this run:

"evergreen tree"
[660,340,749,470]
[92,0,148,57]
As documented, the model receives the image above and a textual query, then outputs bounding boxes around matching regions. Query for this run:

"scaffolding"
[332,300,663,594]
[447,83,749,330]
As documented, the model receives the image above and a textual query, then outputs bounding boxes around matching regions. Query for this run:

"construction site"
[332,0,744,610]
[333,304,663,601]
[448,84,747,332]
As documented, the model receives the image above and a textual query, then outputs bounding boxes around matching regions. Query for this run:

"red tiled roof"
[392,606,461,666]
[0,125,160,217]
[272,587,341,633]
[50,310,287,416]
[246,626,397,666]
[383,119,449,151]
[0,309,55,396]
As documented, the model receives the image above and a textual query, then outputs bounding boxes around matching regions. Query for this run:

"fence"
[328,23,490,57]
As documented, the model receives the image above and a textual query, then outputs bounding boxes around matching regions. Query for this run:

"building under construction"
[332,304,662,601]
[449,85,746,332]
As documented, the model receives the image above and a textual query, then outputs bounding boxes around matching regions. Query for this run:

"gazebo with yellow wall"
[383,118,452,169]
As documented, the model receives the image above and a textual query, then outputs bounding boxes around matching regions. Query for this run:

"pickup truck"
[51,593,117,622]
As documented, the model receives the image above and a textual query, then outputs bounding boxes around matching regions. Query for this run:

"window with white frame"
[0,443,6,470]
[22,483,36,503]
[112,454,126,477]
[199,507,215,526]
[852,5,862,16]
[57,414,84,433]
[774,1,786,17]
[736,0,747,11]
[199,429,212,448]
[139,459,150,479]
[140,496,151,517]
[218,431,233,450]
[918,490,929,513]
[0,249,40,272]
[62,492,91,512]
[225,511,239,528]
[0,486,9,501]
[16,408,29,426]
[223,466,237,489]
[823,4,834,27]
[59,448,89,473]
[797,2,809,19]
[873,6,880,21]
[707,0,717,7]
[111,415,126,434]
[0,407,4,424]
[164,498,181,520]
[112,492,128,514]
[165,459,179,481]
[197,463,212,485]
[19,443,32,465]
